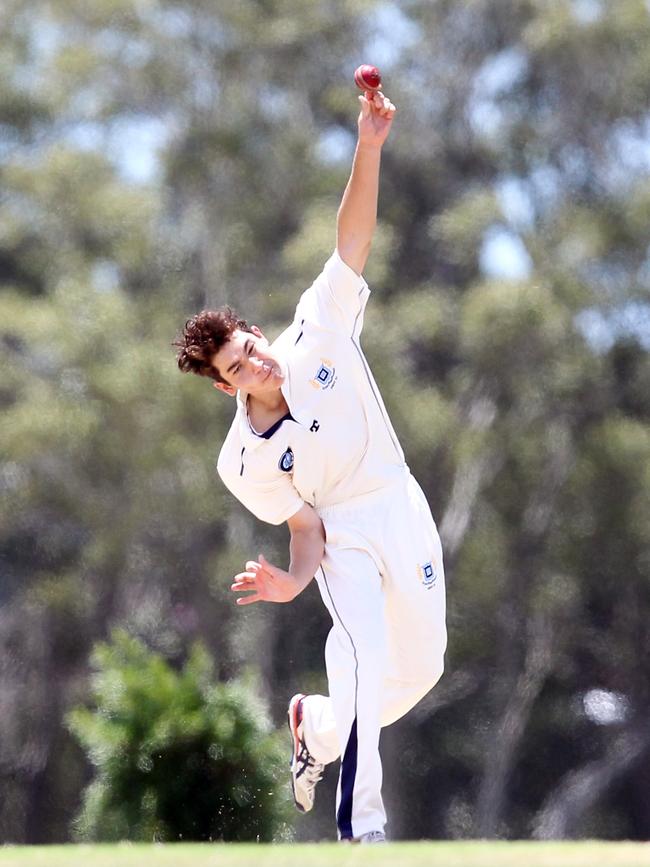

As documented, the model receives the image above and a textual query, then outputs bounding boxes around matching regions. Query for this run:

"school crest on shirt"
[310,358,337,390]
[278,446,294,472]
[417,561,437,590]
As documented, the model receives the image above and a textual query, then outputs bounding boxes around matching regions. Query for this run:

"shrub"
[67,630,292,842]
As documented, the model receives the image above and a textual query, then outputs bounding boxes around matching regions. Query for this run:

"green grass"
[0,842,649,867]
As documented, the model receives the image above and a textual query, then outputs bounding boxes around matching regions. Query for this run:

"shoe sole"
[287,693,307,813]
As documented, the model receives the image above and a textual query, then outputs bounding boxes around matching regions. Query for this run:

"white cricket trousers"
[301,473,447,840]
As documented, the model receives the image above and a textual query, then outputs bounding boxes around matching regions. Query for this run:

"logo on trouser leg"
[418,561,437,589]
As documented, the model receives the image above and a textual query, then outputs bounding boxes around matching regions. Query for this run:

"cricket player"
[174,88,447,843]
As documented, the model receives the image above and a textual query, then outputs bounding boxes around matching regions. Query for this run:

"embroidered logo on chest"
[310,358,337,390]
[417,561,437,590]
[278,446,294,472]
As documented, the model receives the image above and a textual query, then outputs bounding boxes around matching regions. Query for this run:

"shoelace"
[295,740,324,788]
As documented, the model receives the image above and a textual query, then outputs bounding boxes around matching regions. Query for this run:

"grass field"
[1,842,649,867]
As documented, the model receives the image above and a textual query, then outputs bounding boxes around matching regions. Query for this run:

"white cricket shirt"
[217,251,408,525]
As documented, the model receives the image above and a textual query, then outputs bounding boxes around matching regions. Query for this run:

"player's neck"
[246,388,289,431]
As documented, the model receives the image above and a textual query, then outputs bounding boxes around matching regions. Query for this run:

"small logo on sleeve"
[310,358,337,390]
[278,446,294,472]
[417,561,437,590]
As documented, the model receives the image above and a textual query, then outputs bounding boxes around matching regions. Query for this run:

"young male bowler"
[174,86,447,843]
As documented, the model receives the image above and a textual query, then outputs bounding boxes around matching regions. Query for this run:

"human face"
[211,327,284,397]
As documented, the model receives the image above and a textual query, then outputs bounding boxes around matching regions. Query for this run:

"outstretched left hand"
[231,554,300,605]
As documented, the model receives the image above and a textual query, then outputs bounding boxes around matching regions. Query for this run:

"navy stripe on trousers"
[337,716,358,839]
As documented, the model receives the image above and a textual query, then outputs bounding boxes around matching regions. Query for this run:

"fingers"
[232,569,255,586]
[232,555,273,604]
[245,557,274,574]
[258,554,280,577]
[231,573,263,605]
[236,593,262,606]
[373,91,396,117]
[361,91,396,119]
[231,573,255,594]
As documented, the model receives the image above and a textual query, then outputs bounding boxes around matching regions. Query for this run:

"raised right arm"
[336,90,396,276]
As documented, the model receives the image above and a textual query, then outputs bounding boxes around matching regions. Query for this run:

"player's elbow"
[287,503,325,538]
[290,523,326,561]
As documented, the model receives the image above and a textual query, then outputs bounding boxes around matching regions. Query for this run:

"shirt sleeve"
[217,451,304,527]
[296,250,371,336]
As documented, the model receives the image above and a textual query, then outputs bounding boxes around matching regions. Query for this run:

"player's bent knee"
[415,649,445,691]
[428,655,445,689]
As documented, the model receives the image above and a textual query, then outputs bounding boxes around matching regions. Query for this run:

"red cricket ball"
[354,64,382,93]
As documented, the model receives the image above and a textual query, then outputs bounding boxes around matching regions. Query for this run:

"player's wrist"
[287,569,315,600]
[356,139,384,153]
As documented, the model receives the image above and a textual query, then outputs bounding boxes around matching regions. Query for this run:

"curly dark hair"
[173,307,251,383]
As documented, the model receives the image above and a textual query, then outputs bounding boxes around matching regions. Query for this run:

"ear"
[250,325,265,340]
[213,381,236,397]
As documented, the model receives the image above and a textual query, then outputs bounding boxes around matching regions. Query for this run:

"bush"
[67,630,292,842]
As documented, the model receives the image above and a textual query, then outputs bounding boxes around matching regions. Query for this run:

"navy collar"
[253,410,295,440]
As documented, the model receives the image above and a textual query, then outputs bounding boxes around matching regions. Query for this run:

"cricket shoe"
[341,830,387,844]
[358,830,387,843]
[287,693,324,812]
